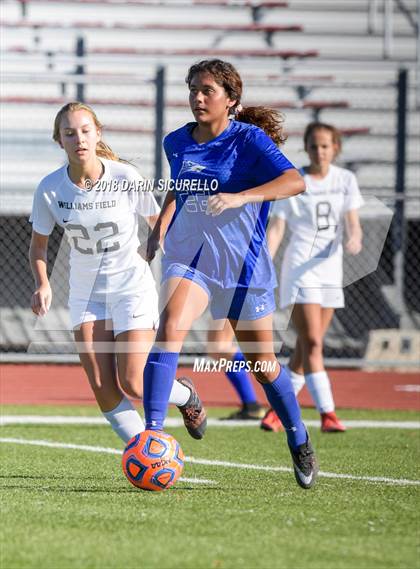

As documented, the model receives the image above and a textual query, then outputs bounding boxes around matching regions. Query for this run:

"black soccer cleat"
[176,376,207,440]
[222,402,266,421]
[288,434,319,489]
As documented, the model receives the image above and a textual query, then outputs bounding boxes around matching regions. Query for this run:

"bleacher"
[1,0,419,358]
[2,0,418,182]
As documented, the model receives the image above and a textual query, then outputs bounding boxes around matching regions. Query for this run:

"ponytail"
[235,106,287,146]
[95,140,119,161]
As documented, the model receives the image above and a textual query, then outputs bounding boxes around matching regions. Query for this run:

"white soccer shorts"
[280,286,345,309]
[70,287,159,336]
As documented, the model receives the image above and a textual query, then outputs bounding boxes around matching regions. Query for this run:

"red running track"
[0,364,419,411]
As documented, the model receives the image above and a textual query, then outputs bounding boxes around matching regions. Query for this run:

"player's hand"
[206,193,245,216]
[31,283,52,316]
[345,237,362,255]
[138,235,161,262]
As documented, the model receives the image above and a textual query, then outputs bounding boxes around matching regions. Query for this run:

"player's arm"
[266,217,286,258]
[29,231,52,315]
[344,209,363,255]
[143,191,176,261]
[144,214,160,230]
[242,169,305,203]
[150,191,176,241]
[138,213,161,260]
[207,169,304,216]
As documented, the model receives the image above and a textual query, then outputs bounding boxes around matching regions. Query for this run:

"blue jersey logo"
[179,160,206,176]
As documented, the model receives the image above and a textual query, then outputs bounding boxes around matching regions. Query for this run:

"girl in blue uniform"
[143,60,318,488]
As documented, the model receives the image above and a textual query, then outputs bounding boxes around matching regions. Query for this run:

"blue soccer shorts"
[161,262,276,321]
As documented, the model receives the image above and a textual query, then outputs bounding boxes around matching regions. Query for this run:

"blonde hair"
[53,102,119,161]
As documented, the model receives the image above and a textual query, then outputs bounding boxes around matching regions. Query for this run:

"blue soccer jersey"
[163,120,295,291]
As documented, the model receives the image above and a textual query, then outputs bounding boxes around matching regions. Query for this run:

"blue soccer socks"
[262,365,307,449]
[143,348,179,431]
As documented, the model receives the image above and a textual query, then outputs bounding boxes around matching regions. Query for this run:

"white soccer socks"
[284,365,306,395]
[304,370,335,414]
[103,379,191,443]
[169,379,190,407]
[103,396,145,443]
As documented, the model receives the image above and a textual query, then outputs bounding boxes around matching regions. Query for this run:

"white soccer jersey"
[30,158,160,302]
[271,164,363,306]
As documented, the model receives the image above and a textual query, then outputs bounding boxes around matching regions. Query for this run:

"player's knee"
[302,335,323,354]
[157,317,185,342]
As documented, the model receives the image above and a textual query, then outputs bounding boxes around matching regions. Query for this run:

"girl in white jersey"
[262,122,363,433]
[29,102,205,445]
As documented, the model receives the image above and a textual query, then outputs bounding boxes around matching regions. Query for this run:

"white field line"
[0,415,419,429]
[186,456,420,487]
[1,437,419,488]
[0,437,215,486]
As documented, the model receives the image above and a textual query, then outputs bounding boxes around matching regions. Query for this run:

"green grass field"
[1,405,419,569]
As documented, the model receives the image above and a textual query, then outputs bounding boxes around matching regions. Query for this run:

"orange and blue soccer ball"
[122,430,184,491]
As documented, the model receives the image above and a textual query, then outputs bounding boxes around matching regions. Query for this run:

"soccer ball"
[122,430,185,491]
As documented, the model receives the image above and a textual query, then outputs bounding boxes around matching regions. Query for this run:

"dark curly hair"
[186,59,287,146]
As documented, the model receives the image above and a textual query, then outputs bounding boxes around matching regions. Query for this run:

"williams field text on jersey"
[58,200,117,210]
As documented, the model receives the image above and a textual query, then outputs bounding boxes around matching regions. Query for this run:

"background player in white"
[261,121,363,433]
[29,102,205,444]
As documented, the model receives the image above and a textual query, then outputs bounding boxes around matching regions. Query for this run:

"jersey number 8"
[316,201,332,231]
